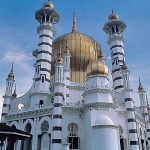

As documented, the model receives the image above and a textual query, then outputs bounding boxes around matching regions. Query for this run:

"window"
[41,75,46,83]
[116,25,119,33]
[46,15,50,22]
[114,57,119,65]
[68,123,80,150]
[120,137,125,150]
[39,100,44,108]
[111,26,115,34]
[41,120,49,132]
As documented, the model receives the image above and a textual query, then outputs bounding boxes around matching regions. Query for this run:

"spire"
[72,12,77,32]
[11,63,13,73]
[8,63,14,80]
[138,77,144,92]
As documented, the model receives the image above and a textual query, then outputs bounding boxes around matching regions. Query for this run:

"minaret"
[2,64,15,122]
[103,11,126,92]
[34,0,60,92]
[138,79,150,149]
[63,45,71,104]
[121,62,140,150]
[51,55,64,150]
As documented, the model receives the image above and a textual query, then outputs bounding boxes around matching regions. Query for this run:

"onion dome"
[108,10,119,21]
[86,59,109,77]
[8,64,14,80]
[138,78,145,92]
[52,15,101,83]
[43,0,54,10]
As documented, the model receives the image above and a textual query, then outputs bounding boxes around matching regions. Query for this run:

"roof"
[0,123,32,141]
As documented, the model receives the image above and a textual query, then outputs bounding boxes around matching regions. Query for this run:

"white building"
[1,1,150,150]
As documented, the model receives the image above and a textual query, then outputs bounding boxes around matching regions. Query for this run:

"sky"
[0,0,150,117]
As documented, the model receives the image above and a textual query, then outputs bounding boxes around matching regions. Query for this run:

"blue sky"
[0,0,150,114]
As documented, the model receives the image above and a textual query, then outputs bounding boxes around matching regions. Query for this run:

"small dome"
[8,72,14,80]
[43,1,54,10]
[86,60,109,77]
[95,115,114,126]
[56,55,63,64]
[108,11,119,21]
[12,91,17,98]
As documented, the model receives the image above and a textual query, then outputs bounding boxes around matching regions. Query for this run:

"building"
[1,1,150,150]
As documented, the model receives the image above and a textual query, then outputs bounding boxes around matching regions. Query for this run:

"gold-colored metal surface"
[52,31,101,83]
[86,60,109,77]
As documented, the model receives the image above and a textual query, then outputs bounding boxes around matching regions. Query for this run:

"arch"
[22,122,32,150]
[9,121,19,129]
[38,116,51,134]
[41,120,49,133]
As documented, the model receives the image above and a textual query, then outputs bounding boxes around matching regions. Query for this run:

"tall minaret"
[33,0,60,92]
[51,55,64,150]
[138,79,150,149]
[121,62,140,150]
[2,64,15,122]
[103,11,126,92]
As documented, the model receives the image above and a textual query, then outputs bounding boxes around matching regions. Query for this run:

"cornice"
[5,108,53,122]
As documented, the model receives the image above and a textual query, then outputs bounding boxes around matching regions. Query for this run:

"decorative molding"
[93,125,118,129]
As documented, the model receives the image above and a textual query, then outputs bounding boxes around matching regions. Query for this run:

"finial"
[112,9,114,14]
[56,45,63,64]
[65,42,70,54]
[138,77,144,92]
[72,11,77,32]
[8,63,14,80]
[11,63,14,73]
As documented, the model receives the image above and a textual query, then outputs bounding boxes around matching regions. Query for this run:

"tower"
[33,0,60,92]
[63,45,71,104]
[138,79,150,149]
[51,55,64,150]
[30,0,60,107]
[2,64,15,122]
[121,62,140,150]
[103,11,126,92]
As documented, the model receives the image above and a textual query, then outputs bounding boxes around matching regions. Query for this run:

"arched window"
[21,123,32,150]
[116,25,119,33]
[46,15,50,22]
[39,100,44,108]
[41,121,49,133]
[111,26,115,34]
[41,75,45,83]
[68,123,80,150]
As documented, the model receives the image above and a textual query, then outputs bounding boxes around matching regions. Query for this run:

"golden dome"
[86,60,109,77]
[52,31,101,83]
